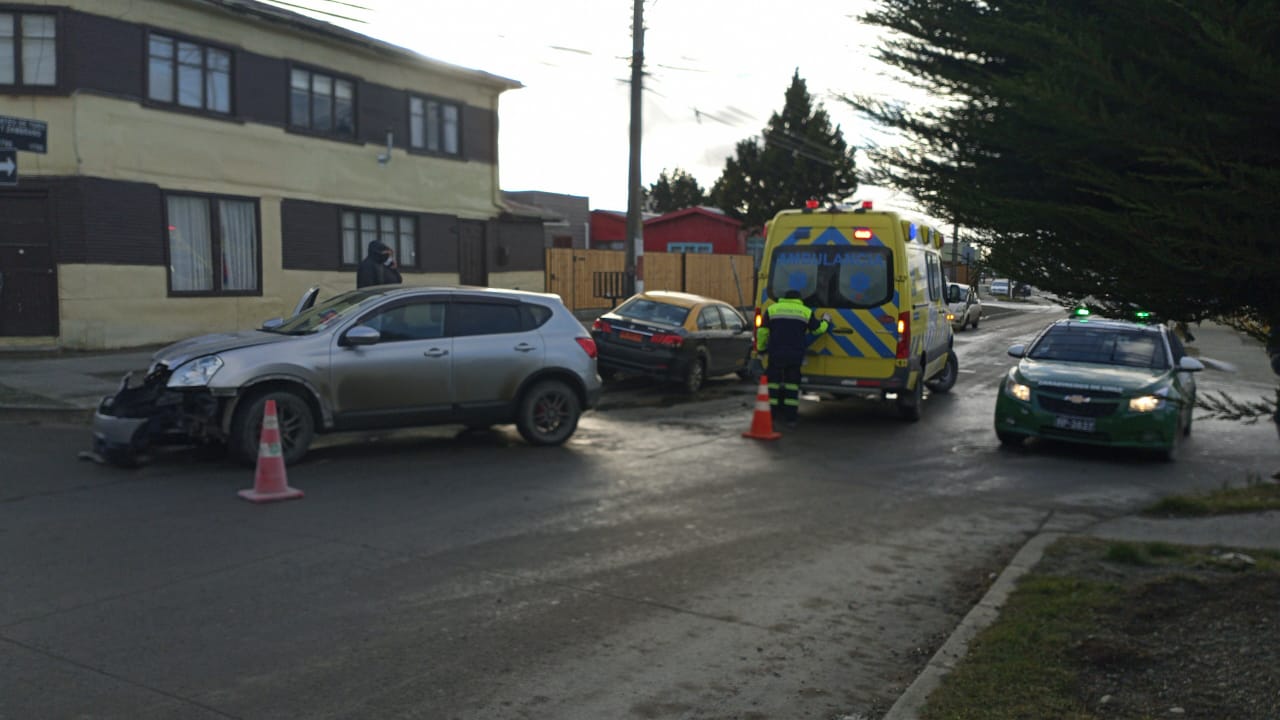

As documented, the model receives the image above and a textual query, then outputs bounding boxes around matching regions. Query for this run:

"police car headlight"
[1128,395,1165,412]
[167,356,224,387]
[1005,375,1031,402]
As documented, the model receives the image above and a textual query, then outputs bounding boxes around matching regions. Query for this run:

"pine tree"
[711,70,858,229]
[645,168,707,213]
[849,0,1280,332]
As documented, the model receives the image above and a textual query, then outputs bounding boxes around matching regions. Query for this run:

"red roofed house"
[643,207,744,254]
[588,207,744,254]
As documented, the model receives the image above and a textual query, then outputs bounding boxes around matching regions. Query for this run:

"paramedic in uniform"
[756,290,829,427]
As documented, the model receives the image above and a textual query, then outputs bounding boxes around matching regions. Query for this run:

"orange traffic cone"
[238,399,304,503]
[742,373,782,441]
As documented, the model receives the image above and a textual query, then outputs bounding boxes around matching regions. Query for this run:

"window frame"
[667,242,713,254]
[0,8,61,92]
[287,63,358,140]
[340,208,418,270]
[162,191,263,298]
[143,29,235,117]
[407,93,462,158]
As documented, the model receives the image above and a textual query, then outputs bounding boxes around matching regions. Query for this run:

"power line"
[256,0,369,24]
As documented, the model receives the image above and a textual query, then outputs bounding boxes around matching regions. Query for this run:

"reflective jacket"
[756,297,829,365]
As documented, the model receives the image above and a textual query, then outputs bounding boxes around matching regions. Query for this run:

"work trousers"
[766,362,802,422]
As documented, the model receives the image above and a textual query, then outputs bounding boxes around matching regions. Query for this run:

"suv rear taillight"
[575,337,598,358]
[895,312,911,359]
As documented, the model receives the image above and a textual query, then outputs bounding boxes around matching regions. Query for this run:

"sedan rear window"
[615,298,690,327]
[1029,326,1169,369]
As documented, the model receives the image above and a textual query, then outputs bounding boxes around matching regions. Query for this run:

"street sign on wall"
[0,150,16,186]
[0,115,48,154]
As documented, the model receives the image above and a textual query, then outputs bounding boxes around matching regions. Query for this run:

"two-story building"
[0,0,542,350]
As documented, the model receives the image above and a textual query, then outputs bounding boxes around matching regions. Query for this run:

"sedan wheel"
[516,379,581,446]
[230,390,315,466]
[682,357,706,394]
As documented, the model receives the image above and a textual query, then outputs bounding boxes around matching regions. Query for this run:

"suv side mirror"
[1007,344,1026,358]
[342,325,381,347]
[261,317,284,330]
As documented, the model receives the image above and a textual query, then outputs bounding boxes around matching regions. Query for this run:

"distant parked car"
[989,278,1011,297]
[994,316,1203,459]
[91,286,601,466]
[591,290,754,393]
[947,282,982,330]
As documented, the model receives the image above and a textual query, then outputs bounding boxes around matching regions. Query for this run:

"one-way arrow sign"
[0,149,16,186]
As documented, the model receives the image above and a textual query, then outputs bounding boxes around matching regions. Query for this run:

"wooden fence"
[545,249,756,312]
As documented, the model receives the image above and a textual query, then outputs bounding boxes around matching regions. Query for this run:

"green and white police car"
[995,312,1203,459]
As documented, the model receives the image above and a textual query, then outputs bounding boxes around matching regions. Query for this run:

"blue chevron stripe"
[829,331,865,357]
[779,228,809,247]
[837,309,895,357]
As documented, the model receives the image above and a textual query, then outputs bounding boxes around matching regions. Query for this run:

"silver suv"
[92,286,601,466]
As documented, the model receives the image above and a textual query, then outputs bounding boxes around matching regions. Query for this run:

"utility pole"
[625,0,644,293]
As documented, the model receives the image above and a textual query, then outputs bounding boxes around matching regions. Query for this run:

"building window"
[409,96,460,155]
[166,195,260,295]
[290,68,354,137]
[147,34,231,113]
[147,33,232,113]
[0,12,56,87]
[667,242,713,254]
[342,210,416,268]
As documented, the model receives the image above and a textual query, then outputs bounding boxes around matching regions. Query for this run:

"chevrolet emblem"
[1064,394,1091,404]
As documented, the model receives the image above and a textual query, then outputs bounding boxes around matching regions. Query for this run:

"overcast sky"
[271,0,932,217]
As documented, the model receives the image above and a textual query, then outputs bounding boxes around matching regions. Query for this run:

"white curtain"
[219,200,258,291]
[168,196,212,292]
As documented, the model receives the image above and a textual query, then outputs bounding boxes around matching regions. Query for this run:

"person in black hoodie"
[356,239,403,288]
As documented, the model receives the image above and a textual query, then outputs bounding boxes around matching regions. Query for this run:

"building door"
[0,192,58,337]
[458,221,487,286]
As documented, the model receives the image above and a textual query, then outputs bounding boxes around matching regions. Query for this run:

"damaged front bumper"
[91,368,223,466]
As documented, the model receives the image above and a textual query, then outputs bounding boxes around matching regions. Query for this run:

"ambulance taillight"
[896,312,911,359]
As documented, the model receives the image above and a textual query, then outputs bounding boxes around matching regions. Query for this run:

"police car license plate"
[1054,415,1095,432]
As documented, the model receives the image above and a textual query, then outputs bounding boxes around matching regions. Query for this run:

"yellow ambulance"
[753,200,958,420]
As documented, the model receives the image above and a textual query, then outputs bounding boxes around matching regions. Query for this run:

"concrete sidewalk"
[0,347,158,423]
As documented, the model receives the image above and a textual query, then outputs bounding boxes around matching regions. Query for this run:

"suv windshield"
[767,245,893,308]
[268,290,381,335]
[1028,325,1169,370]
[614,298,690,327]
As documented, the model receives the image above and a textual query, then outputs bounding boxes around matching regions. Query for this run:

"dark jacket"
[756,296,829,365]
[356,240,402,288]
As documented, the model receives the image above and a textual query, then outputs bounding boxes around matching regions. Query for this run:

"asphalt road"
[2,306,1275,720]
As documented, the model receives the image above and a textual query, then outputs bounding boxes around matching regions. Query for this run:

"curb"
[881,531,1063,720]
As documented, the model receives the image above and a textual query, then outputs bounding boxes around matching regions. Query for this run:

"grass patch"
[1144,476,1280,517]
[921,572,1118,719]
[920,538,1280,720]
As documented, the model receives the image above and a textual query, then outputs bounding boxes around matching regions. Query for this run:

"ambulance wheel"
[926,350,958,394]
[896,374,924,422]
